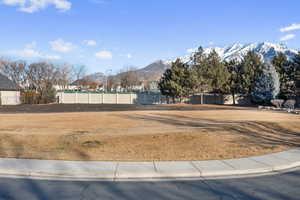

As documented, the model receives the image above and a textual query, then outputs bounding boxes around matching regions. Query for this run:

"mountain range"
[141,42,299,81]
[86,42,299,83]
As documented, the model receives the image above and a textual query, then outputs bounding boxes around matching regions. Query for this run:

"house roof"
[0,74,21,91]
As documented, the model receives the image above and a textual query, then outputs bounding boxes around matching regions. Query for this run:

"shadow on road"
[0,170,299,199]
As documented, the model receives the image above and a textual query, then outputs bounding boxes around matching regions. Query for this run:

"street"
[0,169,299,200]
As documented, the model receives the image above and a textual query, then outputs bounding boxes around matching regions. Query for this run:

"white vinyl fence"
[57,92,252,105]
[56,92,167,104]
[0,91,21,105]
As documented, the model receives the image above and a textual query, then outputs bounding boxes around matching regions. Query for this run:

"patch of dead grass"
[0,105,299,161]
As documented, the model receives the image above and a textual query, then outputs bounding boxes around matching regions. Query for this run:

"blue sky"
[1,0,300,74]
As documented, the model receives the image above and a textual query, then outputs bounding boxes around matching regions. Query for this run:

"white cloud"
[3,42,61,60]
[280,24,300,32]
[50,39,77,53]
[1,0,71,13]
[83,40,97,46]
[95,50,112,59]
[18,48,61,59]
[209,41,215,45]
[280,34,296,41]
[127,53,132,59]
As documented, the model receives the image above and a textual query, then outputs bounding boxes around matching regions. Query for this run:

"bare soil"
[0,104,299,161]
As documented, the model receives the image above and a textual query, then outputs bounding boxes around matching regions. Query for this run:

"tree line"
[0,58,146,104]
[158,47,300,104]
[0,59,87,104]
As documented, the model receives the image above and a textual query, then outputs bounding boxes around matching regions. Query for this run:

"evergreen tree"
[251,62,280,104]
[191,49,230,94]
[191,46,206,65]
[240,51,264,98]
[292,51,300,97]
[158,68,173,103]
[190,46,207,92]
[225,59,243,104]
[204,50,230,93]
[272,52,293,99]
[158,59,195,103]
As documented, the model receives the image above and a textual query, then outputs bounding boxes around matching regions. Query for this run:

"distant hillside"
[84,72,105,83]
[135,60,171,81]
[72,72,105,85]
[82,61,170,84]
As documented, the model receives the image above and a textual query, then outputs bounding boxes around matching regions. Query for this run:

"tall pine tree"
[272,52,293,99]
[158,59,196,103]
[292,52,300,97]
[190,46,207,92]
[205,50,230,93]
[225,59,243,104]
[240,51,264,99]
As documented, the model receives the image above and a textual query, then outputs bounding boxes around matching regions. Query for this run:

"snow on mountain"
[180,42,298,63]
[88,42,299,84]
[133,42,298,82]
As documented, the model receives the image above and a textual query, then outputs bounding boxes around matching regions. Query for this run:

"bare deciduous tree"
[57,64,73,89]
[25,62,60,103]
[106,75,118,92]
[120,66,140,91]
[72,65,87,87]
[0,59,27,87]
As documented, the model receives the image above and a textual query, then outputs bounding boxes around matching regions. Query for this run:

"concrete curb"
[0,148,299,180]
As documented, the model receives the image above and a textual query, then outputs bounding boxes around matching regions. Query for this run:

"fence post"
[75,92,78,104]
[116,93,118,104]
[102,93,104,104]
[130,93,132,104]
[61,92,64,104]
[88,92,91,104]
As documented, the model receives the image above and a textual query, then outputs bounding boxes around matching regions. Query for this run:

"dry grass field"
[0,104,299,161]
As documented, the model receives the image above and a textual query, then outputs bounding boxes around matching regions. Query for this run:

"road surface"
[0,169,299,200]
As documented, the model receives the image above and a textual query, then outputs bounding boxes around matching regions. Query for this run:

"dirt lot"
[0,104,299,161]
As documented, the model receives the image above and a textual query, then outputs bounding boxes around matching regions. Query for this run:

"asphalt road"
[0,170,299,200]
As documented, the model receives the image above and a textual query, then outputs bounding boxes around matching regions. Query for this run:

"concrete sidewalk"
[0,148,299,180]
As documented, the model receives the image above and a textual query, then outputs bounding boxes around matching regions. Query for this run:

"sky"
[0,0,300,74]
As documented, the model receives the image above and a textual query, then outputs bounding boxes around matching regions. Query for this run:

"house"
[53,84,77,91]
[0,74,21,105]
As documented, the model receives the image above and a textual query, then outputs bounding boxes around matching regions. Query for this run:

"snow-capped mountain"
[130,42,299,82]
[91,42,298,83]
[178,42,298,63]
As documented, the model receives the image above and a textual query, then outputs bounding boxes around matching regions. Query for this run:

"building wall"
[190,94,251,105]
[0,91,21,105]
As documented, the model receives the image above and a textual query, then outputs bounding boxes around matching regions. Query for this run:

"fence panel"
[57,92,167,105]
[117,94,131,104]
[57,92,254,105]
[103,94,117,104]
[77,93,89,104]
[0,91,21,105]
[90,93,102,104]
